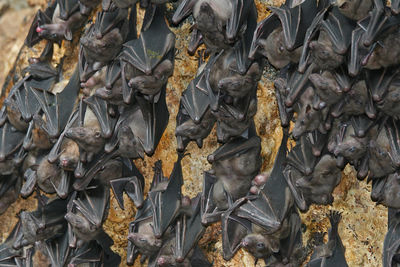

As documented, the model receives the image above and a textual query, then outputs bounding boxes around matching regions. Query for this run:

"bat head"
[241,233,280,259]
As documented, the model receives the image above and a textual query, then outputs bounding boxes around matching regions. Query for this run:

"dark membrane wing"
[221,202,251,260]
[0,122,25,160]
[366,67,399,102]
[84,95,117,138]
[135,88,169,156]
[58,0,80,20]
[172,0,196,25]
[94,7,128,38]
[121,5,175,74]
[175,195,204,261]
[149,155,183,238]
[181,74,210,124]
[249,14,281,59]
[73,185,109,227]
[235,132,290,231]
[44,232,72,267]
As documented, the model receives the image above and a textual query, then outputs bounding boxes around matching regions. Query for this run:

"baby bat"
[307,211,348,267]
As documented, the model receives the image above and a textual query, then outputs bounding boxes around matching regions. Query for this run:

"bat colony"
[0,0,399,266]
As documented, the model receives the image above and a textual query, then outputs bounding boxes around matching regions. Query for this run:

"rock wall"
[0,0,387,266]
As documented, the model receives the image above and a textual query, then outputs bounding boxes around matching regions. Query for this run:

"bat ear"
[64,29,73,41]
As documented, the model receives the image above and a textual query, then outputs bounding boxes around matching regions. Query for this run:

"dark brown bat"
[307,211,348,267]
[65,185,110,246]
[383,208,400,267]
[201,136,261,225]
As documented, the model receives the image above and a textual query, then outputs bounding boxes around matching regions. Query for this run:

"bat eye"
[348,147,355,152]
[256,243,265,249]
[51,33,57,39]
[279,46,285,53]
[95,131,101,138]
[139,238,146,242]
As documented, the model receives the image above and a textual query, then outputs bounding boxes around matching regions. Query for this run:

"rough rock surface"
[0,1,387,266]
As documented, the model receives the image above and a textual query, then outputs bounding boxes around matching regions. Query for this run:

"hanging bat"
[307,211,348,267]
[291,86,328,139]
[368,118,400,179]
[149,154,184,238]
[119,4,175,104]
[14,195,69,249]
[371,172,400,209]
[65,98,108,163]
[201,135,261,225]
[35,0,88,42]
[298,5,355,73]
[25,1,57,47]
[65,185,110,245]
[249,0,321,68]
[173,0,257,54]
[0,221,33,266]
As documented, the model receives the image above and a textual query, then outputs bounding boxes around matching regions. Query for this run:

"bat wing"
[286,135,317,175]
[32,67,80,138]
[149,154,183,238]
[208,135,261,162]
[298,7,328,73]
[226,0,256,42]
[94,7,128,38]
[190,245,211,267]
[175,195,205,261]
[121,5,175,75]
[384,208,400,267]
[110,158,145,209]
[384,118,400,167]
[236,133,292,232]
[52,170,73,199]
[285,63,315,107]
[0,122,25,160]
[392,0,400,14]
[172,0,195,25]
[221,199,252,260]
[200,171,221,225]
[44,232,72,267]
[366,68,399,102]
[181,74,210,124]
[350,115,375,138]
[135,88,169,156]
[105,60,122,89]
[269,0,318,51]
[70,240,103,266]
[84,95,117,138]
[321,7,355,55]
[48,109,79,163]
[249,14,281,59]
[58,0,80,20]
[73,185,110,228]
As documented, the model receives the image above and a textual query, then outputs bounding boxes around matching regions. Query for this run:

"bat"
[0,172,22,215]
[42,232,72,266]
[36,0,88,42]
[25,1,57,47]
[14,195,69,249]
[201,135,262,225]
[78,0,101,15]
[0,122,25,162]
[366,67,400,102]
[0,221,30,266]
[65,185,110,243]
[307,211,348,267]
[119,4,175,104]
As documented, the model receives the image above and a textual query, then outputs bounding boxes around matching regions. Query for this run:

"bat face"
[328,123,369,163]
[309,71,344,109]
[309,31,345,70]
[336,0,373,21]
[241,232,280,259]
[292,87,326,139]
